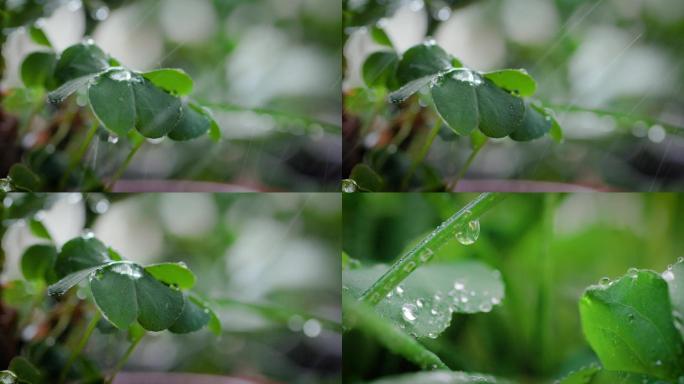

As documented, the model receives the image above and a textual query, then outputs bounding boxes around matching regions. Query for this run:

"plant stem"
[401,119,442,190]
[447,139,488,191]
[106,139,144,191]
[535,194,557,373]
[106,335,144,384]
[542,102,684,134]
[359,192,507,306]
[343,294,448,370]
[58,311,101,384]
[199,101,341,134]
[59,122,98,190]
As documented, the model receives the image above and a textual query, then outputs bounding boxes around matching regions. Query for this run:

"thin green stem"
[448,139,488,191]
[59,122,98,189]
[543,102,684,134]
[359,192,507,306]
[535,194,557,373]
[106,335,144,384]
[343,294,448,370]
[199,101,341,134]
[214,297,342,333]
[106,139,144,191]
[401,119,442,190]
[58,311,101,384]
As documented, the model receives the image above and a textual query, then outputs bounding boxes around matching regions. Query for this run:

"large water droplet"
[107,135,119,144]
[599,277,611,286]
[455,220,480,245]
[342,179,358,193]
[453,69,483,86]
[401,303,418,323]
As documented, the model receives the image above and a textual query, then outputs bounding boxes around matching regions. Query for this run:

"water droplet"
[146,137,164,145]
[430,309,438,315]
[628,313,635,323]
[92,6,109,21]
[109,70,132,82]
[107,135,119,144]
[663,269,675,282]
[453,281,465,291]
[81,229,95,239]
[416,299,424,308]
[491,297,501,305]
[427,332,438,339]
[111,263,142,279]
[455,219,480,245]
[453,69,483,86]
[0,179,12,192]
[435,6,451,21]
[479,302,492,312]
[678,257,684,263]
[401,304,417,322]
[303,319,322,338]
[395,285,404,297]
[648,124,666,143]
[598,277,611,286]
[342,179,358,193]
[655,360,663,366]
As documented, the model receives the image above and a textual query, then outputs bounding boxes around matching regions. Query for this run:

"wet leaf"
[168,102,211,141]
[145,262,196,290]
[343,261,504,338]
[142,68,194,96]
[510,103,552,142]
[483,69,537,97]
[48,266,108,296]
[663,259,684,339]
[88,71,136,136]
[556,365,601,384]
[54,42,109,84]
[579,270,684,380]
[0,371,18,383]
[56,236,111,277]
[21,244,57,282]
[47,74,99,104]
[362,51,398,88]
[169,295,211,334]
[388,75,434,104]
[367,370,508,384]
[21,51,56,89]
[8,356,42,384]
[396,42,453,85]
[431,75,478,136]
[476,79,525,138]
[132,79,182,138]
[589,370,672,384]
[90,263,139,330]
[134,269,185,331]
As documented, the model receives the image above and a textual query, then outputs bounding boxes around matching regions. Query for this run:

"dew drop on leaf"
[453,69,483,86]
[342,179,358,193]
[401,303,418,323]
[455,220,480,245]
[599,277,611,286]
[107,135,119,144]
[395,285,404,297]
[81,229,95,239]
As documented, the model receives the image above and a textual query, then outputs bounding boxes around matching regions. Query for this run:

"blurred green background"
[343,193,683,383]
[343,0,684,191]
[1,193,341,383]
[2,0,342,191]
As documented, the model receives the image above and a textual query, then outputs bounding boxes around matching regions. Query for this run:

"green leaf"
[28,219,52,240]
[21,51,56,89]
[88,70,136,136]
[145,262,196,290]
[431,73,525,138]
[132,78,182,138]
[589,370,672,384]
[169,295,211,334]
[134,268,184,331]
[663,258,684,339]
[21,244,57,282]
[388,75,435,104]
[188,293,221,335]
[128,322,146,342]
[48,265,108,296]
[9,164,42,192]
[367,371,510,384]
[342,294,448,370]
[90,263,139,330]
[476,78,525,138]
[370,26,393,48]
[549,114,564,142]
[9,356,43,384]
[0,371,18,384]
[47,74,99,104]
[54,42,110,84]
[28,25,52,47]
[349,164,384,192]
[344,261,504,338]
[509,103,552,142]
[168,102,211,141]
[207,116,222,142]
[362,51,399,88]
[396,42,453,85]
[483,69,537,97]
[579,270,684,380]
[431,74,478,136]
[56,236,111,277]
[556,365,601,384]
[142,68,194,96]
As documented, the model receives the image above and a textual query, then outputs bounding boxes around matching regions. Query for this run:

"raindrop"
[92,6,109,21]
[491,297,501,305]
[401,303,418,323]
[628,313,635,323]
[146,138,164,145]
[453,281,465,291]
[342,179,358,193]
[416,299,424,308]
[663,269,675,282]
[111,263,142,279]
[107,135,119,144]
[427,332,438,339]
[479,302,492,312]
[395,285,404,297]
[81,229,95,239]
[303,319,322,338]
[599,277,611,286]
[109,70,132,82]
[648,125,666,143]
[628,268,638,278]
[455,219,480,245]
[678,257,684,263]
[453,69,483,86]
[435,6,451,21]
